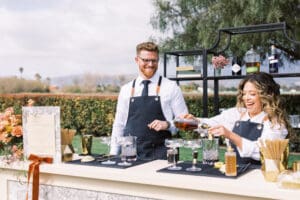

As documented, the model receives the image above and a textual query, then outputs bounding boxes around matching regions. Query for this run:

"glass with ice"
[202,138,219,165]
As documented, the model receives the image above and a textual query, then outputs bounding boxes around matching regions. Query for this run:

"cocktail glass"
[117,136,134,166]
[100,136,116,165]
[183,139,202,171]
[165,138,183,170]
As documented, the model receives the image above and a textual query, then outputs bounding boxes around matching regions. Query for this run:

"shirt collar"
[137,72,159,86]
[244,111,267,123]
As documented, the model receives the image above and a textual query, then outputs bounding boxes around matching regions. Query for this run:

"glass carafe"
[244,47,260,74]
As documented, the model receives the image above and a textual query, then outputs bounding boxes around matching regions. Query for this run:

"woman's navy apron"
[124,76,171,160]
[232,115,264,165]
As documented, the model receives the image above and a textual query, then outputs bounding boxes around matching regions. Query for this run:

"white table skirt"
[1,159,299,200]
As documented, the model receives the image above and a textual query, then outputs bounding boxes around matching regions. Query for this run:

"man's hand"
[148,120,169,131]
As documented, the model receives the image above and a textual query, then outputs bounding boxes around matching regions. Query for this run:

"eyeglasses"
[138,56,159,64]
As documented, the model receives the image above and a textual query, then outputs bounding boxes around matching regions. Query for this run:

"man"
[110,41,188,160]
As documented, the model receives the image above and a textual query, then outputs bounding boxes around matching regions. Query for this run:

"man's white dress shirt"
[110,72,188,154]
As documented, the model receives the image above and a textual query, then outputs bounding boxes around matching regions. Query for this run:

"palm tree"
[19,67,24,79]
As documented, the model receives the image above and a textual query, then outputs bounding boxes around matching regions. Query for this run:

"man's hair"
[136,42,159,55]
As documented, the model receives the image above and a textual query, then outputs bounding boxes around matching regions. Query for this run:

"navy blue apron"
[232,117,264,165]
[124,76,171,160]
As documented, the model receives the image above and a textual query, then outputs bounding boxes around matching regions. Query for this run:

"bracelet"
[166,121,171,129]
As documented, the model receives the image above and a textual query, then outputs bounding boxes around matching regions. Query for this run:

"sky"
[0,0,159,79]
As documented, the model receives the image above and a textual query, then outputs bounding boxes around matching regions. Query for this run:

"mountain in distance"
[50,60,299,89]
[51,73,136,88]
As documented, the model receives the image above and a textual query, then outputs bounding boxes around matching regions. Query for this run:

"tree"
[19,67,24,78]
[45,77,51,86]
[151,0,300,60]
[34,73,42,81]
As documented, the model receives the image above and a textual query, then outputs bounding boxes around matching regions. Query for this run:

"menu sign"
[22,106,61,163]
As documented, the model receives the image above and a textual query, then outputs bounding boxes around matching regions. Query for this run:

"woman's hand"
[208,125,232,139]
[179,113,198,121]
[209,125,242,149]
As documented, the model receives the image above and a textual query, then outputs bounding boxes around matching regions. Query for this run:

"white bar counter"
[0,159,299,200]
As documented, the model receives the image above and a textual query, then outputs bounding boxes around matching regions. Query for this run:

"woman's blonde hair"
[236,72,290,135]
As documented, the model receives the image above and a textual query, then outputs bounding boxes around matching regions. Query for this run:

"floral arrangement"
[0,107,23,163]
[211,55,230,69]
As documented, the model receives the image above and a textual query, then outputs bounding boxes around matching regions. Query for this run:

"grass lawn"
[73,135,300,168]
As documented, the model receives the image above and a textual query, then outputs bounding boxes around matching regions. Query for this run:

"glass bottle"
[225,146,237,176]
[269,45,279,74]
[231,56,242,75]
[244,47,260,74]
[173,118,210,131]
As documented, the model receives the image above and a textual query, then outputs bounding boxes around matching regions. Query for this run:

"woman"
[185,72,290,164]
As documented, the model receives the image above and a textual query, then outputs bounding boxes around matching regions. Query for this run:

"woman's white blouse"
[200,107,288,161]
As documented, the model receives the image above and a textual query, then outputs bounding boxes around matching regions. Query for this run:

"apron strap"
[131,79,136,97]
[156,76,162,96]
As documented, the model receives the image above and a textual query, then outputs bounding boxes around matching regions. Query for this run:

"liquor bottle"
[231,56,242,75]
[269,45,279,74]
[174,118,210,131]
[225,146,237,176]
[244,46,260,74]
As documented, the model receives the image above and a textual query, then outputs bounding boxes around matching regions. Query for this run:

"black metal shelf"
[163,22,300,117]
[169,73,300,82]
[208,73,300,80]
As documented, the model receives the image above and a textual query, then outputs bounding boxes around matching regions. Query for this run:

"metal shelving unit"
[163,22,300,117]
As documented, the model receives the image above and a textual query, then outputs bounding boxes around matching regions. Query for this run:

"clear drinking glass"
[202,138,219,165]
[117,136,134,166]
[183,139,202,171]
[100,136,116,165]
[165,138,183,170]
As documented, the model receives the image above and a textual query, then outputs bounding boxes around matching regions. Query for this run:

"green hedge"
[0,94,117,136]
[1,93,299,137]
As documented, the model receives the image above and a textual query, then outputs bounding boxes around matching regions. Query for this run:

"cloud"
[0,0,157,79]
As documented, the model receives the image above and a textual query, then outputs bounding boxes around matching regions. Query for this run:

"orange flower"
[0,107,23,162]
[0,132,6,142]
[12,145,23,159]
[0,133,12,144]
[4,107,14,117]
[11,114,22,126]
[12,126,23,137]
[27,99,35,106]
